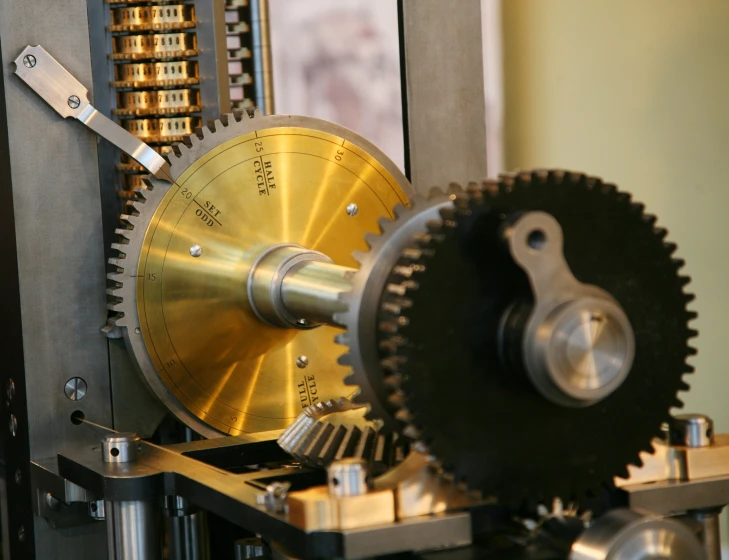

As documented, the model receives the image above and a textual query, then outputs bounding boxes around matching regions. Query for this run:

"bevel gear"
[277,398,405,474]
[334,190,454,431]
[377,170,697,505]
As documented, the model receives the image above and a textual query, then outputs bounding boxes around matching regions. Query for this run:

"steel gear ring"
[334,190,454,430]
[106,109,413,437]
[377,170,697,505]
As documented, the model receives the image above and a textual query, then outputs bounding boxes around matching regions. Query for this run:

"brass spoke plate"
[137,127,409,434]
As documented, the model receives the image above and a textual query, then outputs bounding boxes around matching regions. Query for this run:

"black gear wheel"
[377,170,697,506]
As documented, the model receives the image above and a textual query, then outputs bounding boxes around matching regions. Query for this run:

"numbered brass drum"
[129,115,411,435]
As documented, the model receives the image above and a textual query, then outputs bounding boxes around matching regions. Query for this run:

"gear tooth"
[331,311,347,325]
[687,328,699,338]
[654,227,668,240]
[349,250,367,265]
[672,258,686,270]
[334,332,349,346]
[439,205,456,220]
[663,242,678,255]
[336,352,351,366]
[377,215,393,231]
[364,231,380,247]
[448,182,464,194]
[169,143,183,157]
[686,309,698,321]
[678,276,691,288]
[428,186,446,199]
[391,203,408,221]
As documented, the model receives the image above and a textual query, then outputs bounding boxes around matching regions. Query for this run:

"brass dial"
[136,125,409,434]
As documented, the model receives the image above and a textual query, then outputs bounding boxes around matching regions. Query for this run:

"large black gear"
[376,170,697,506]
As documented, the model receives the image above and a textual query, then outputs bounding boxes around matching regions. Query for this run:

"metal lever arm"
[13,45,172,181]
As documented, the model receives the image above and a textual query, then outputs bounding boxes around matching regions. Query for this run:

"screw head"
[9,414,17,437]
[189,244,203,257]
[134,327,141,334]
[6,378,15,401]
[67,95,81,109]
[346,203,359,217]
[64,377,87,401]
[14,468,21,485]
[22,54,36,68]
[17,525,25,542]
[296,356,308,369]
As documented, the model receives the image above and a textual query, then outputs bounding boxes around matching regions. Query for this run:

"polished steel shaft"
[247,244,353,329]
[106,499,162,560]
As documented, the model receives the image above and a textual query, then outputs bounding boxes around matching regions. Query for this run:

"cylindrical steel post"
[693,509,722,560]
[250,0,275,114]
[106,499,162,560]
[167,511,210,560]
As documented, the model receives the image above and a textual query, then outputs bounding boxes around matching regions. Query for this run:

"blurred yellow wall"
[502,0,729,545]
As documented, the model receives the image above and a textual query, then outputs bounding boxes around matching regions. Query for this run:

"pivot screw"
[189,244,203,257]
[14,468,21,485]
[9,414,17,437]
[67,95,81,109]
[346,203,359,217]
[296,356,308,369]
[134,327,141,334]
[64,377,87,401]
[6,378,15,401]
[17,525,25,543]
[22,55,36,68]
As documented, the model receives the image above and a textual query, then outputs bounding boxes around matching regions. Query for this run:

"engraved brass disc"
[137,126,409,434]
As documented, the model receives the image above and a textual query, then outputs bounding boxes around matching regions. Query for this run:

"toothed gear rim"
[277,398,405,474]
[106,110,414,438]
[335,191,453,431]
[378,170,697,505]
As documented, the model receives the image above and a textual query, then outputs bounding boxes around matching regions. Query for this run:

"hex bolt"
[346,203,359,217]
[64,377,87,401]
[6,378,15,401]
[9,414,17,437]
[189,244,203,257]
[296,356,308,369]
[17,525,25,543]
[14,468,21,485]
[67,95,81,109]
[22,54,36,68]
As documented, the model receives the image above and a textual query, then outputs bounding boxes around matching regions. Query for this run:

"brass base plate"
[137,126,409,434]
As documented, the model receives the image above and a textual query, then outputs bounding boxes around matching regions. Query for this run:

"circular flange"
[108,111,413,436]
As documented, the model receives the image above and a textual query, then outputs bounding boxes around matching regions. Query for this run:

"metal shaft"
[106,499,162,560]
[280,261,352,326]
[694,509,722,560]
[167,511,210,560]
[248,244,353,329]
